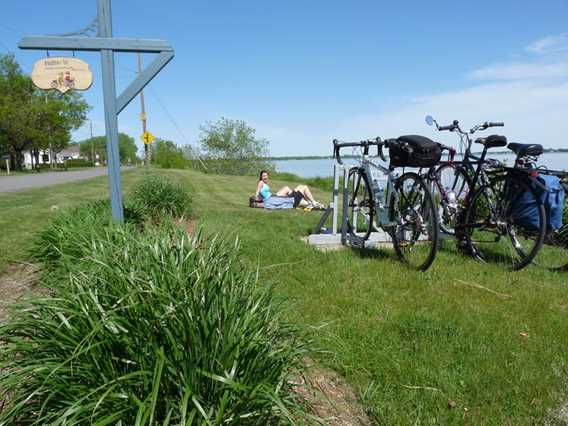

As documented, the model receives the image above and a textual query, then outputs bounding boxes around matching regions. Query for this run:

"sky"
[2,0,568,157]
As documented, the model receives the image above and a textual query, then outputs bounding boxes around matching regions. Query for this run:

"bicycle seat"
[474,134,507,149]
[507,142,544,157]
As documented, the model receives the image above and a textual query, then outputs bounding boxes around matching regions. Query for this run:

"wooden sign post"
[19,0,174,222]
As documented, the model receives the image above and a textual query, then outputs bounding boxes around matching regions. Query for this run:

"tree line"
[0,54,89,170]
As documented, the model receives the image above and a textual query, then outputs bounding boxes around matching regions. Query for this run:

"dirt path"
[295,359,371,425]
[0,263,38,324]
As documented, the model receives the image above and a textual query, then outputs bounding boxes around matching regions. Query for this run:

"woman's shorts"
[290,190,304,208]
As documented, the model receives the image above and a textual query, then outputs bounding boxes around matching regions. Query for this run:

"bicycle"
[421,142,471,236]
[333,137,439,271]
[424,116,507,236]
[425,116,549,270]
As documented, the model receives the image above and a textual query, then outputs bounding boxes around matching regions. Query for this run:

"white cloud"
[330,81,568,151]
[317,34,568,154]
[526,33,568,55]
[467,62,568,81]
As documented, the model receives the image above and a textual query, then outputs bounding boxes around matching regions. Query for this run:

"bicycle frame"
[358,156,400,227]
[334,139,401,246]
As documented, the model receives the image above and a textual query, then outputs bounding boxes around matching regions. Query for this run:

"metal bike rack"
[307,163,392,250]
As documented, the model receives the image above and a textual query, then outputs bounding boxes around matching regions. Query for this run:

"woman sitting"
[255,170,324,209]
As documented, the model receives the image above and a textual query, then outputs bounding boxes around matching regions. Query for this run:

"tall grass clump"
[30,199,143,265]
[1,223,308,424]
[131,175,192,220]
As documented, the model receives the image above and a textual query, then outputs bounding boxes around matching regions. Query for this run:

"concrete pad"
[307,232,393,250]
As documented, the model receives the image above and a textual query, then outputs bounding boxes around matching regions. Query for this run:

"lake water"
[274,152,568,178]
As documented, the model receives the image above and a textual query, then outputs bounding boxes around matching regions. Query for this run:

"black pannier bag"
[389,135,442,168]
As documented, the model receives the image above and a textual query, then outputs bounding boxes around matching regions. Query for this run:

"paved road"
[0,167,134,193]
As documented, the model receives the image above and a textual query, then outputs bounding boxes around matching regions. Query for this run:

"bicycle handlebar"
[333,137,382,165]
[438,124,456,131]
[470,121,505,133]
[435,120,504,135]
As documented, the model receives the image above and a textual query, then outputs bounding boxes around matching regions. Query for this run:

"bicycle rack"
[307,163,392,250]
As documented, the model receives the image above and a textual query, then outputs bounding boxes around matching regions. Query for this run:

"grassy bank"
[1,168,568,423]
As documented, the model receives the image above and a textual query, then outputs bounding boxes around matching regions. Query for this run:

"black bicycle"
[426,117,549,270]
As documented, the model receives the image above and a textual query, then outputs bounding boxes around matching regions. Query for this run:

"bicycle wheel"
[533,179,568,271]
[346,167,375,240]
[463,176,546,271]
[431,164,472,235]
[390,172,439,271]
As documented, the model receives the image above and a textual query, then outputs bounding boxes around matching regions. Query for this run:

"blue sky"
[2,0,568,156]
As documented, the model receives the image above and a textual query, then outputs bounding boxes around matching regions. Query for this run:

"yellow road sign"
[142,131,155,144]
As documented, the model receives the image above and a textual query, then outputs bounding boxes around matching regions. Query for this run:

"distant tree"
[118,133,138,163]
[79,132,139,164]
[0,54,89,170]
[79,136,106,163]
[150,139,186,169]
[199,117,272,175]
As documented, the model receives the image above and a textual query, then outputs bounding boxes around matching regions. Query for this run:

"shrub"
[1,224,308,424]
[202,158,274,176]
[199,117,273,176]
[270,171,336,192]
[65,159,95,168]
[131,175,191,220]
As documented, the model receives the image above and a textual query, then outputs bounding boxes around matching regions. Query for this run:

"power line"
[119,66,205,167]
[52,18,98,38]
[145,84,206,167]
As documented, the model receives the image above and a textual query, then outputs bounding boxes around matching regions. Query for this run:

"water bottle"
[372,174,388,207]
[446,188,457,209]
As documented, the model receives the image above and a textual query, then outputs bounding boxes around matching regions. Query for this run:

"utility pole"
[137,52,149,171]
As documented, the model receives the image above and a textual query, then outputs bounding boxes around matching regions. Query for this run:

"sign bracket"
[18,0,174,222]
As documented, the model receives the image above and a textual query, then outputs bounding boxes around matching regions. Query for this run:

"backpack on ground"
[249,196,261,208]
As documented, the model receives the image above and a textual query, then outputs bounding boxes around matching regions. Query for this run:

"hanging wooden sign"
[31,57,93,93]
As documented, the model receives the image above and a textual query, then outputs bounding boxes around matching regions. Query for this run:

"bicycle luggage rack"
[308,163,392,250]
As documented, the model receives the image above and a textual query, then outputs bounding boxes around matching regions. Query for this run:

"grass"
[0,168,142,271]
[1,167,568,423]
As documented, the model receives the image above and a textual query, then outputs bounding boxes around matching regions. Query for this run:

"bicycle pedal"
[348,235,366,248]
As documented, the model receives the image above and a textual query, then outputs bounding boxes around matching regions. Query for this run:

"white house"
[22,145,84,169]
[59,145,82,161]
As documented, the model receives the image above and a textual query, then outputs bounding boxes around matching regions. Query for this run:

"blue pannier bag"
[541,174,565,231]
[509,179,544,231]
[510,175,565,232]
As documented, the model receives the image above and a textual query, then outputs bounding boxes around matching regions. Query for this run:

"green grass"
[1,168,568,424]
[0,169,142,271]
